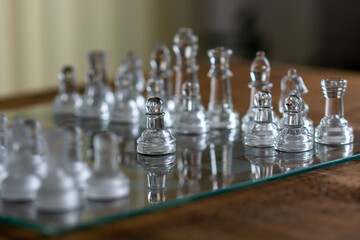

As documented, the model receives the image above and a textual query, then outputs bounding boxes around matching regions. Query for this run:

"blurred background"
[0,0,359,96]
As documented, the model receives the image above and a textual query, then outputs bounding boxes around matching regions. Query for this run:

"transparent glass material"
[0,104,360,236]
[315,78,354,145]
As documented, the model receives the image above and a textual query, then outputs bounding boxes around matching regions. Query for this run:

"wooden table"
[1,61,360,239]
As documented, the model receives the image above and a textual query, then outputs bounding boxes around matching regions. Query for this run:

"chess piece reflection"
[278,68,313,133]
[315,78,353,145]
[137,154,176,204]
[53,66,83,125]
[244,91,277,147]
[176,134,208,197]
[206,47,239,129]
[208,129,239,189]
[276,151,313,173]
[244,146,275,180]
[315,143,353,163]
[241,51,278,132]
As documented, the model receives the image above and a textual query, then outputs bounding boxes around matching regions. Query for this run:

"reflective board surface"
[1,103,360,235]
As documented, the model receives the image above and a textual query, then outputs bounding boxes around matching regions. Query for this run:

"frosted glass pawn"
[206,47,239,129]
[275,93,313,152]
[150,42,175,111]
[62,125,91,190]
[2,118,41,201]
[315,78,353,145]
[0,115,8,183]
[36,129,81,212]
[87,51,114,106]
[85,131,129,200]
[110,71,140,124]
[244,91,278,147]
[174,81,209,134]
[137,98,176,155]
[137,154,176,204]
[79,69,111,124]
[241,51,278,132]
[24,119,47,178]
[53,66,83,124]
[278,68,313,133]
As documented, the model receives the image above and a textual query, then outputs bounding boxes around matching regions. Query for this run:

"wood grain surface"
[1,60,360,239]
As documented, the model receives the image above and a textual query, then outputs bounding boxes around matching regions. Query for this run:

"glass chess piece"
[276,151,313,173]
[137,97,176,155]
[118,51,146,114]
[79,69,111,125]
[36,129,81,212]
[244,91,278,147]
[2,118,41,201]
[278,68,313,133]
[275,93,313,152]
[0,114,8,184]
[314,78,354,145]
[174,81,209,134]
[53,66,83,125]
[150,42,175,112]
[244,146,276,180]
[176,133,208,197]
[206,47,239,129]
[241,51,279,132]
[24,119,47,179]
[62,125,91,190]
[85,131,129,201]
[137,153,176,204]
[208,128,239,189]
[145,70,172,127]
[172,28,201,124]
[110,70,140,124]
[87,50,114,106]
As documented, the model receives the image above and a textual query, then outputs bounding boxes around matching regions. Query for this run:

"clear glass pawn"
[87,50,115,106]
[150,42,175,111]
[79,69,111,124]
[278,68,313,133]
[206,47,239,129]
[315,78,353,145]
[36,129,81,212]
[172,28,201,123]
[244,91,278,147]
[53,66,83,124]
[137,97,176,155]
[241,51,278,132]
[62,125,91,190]
[110,70,140,124]
[137,153,176,204]
[24,119,47,179]
[174,81,209,134]
[2,118,41,201]
[275,93,313,152]
[85,131,129,201]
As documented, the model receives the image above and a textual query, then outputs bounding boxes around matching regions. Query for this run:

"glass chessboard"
[1,103,359,236]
